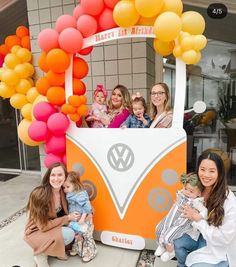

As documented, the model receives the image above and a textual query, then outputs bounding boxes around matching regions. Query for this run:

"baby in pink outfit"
[86,85,110,128]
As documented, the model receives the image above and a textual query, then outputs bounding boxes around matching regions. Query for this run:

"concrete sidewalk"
[0,174,140,267]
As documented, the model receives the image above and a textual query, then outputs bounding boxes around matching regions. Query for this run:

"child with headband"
[155,173,207,262]
[120,92,151,128]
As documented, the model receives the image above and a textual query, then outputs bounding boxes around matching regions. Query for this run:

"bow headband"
[131,92,142,101]
[180,173,199,186]
[94,84,108,98]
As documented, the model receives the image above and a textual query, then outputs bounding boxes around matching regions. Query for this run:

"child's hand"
[68,212,80,221]
[120,125,127,129]
[78,219,85,224]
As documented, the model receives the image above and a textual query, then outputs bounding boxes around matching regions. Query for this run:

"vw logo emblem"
[107,143,134,172]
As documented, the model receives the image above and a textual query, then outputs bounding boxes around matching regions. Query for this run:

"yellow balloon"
[16,48,32,63]
[135,0,164,18]
[15,79,32,94]
[26,87,39,103]
[178,31,191,44]
[1,69,20,86]
[193,35,207,51]
[17,119,41,146]
[21,103,33,120]
[14,64,30,79]
[181,36,194,51]
[153,38,174,56]
[138,16,157,26]
[173,45,182,57]
[160,0,183,16]
[11,45,21,54]
[181,11,205,35]
[10,93,28,109]
[113,0,140,27]
[154,12,182,42]
[27,78,34,87]
[181,49,198,64]
[24,62,35,76]
[0,82,15,98]
[0,67,4,80]
[5,53,21,69]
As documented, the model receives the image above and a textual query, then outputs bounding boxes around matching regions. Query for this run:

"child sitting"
[121,92,151,128]
[155,173,207,262]
[86,84,110,128]
[63,171,97,262]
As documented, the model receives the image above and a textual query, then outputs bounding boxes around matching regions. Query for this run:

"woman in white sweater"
[174,152,236,267]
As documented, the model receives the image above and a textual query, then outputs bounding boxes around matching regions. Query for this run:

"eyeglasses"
[150,91,165,97]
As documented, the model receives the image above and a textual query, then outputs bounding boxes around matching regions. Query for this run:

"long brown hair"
[150,82,172,119]
[197,152,228,226]
[108,84,131,112]
[26,162,67,226]
[66,171,84,192]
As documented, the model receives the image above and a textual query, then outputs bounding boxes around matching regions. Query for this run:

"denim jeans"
[191,261,229,267]
[62,226,75,245]
[174,234,206,267]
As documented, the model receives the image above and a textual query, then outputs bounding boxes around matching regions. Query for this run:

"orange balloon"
[46,49,70,73]
[73,57,88,79]
[0,44,9,56]
[69,113,81,122]
[73,78,86,95]
[61,104,76,114]
[5,35,21,50]
[80,95,87,105]
[38,52,49,72]
[46,86,65,106]
[21,36,31,50]
[36,77,50,95]
[77,105,88,116]
[16,26,29,38]
[68,95,81,107]
[46,70,65,86]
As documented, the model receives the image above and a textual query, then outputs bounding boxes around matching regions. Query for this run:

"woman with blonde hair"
[149,82,173,128]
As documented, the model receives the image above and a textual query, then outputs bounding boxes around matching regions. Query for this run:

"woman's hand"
[68,212,80,221]
[181,204,202,222]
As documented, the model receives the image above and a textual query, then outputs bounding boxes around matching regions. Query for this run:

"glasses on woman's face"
[150,91,165,97]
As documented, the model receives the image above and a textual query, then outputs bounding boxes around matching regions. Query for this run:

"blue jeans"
[191,262,228,267]
[174,234,206,267]
[62,226,75,245]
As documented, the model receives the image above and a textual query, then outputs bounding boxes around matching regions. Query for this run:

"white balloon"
[193,101,206,113]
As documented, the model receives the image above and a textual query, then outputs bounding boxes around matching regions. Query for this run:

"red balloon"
[80,0,104,16]
[59,28,83,53]
[28,120,48,142]
[73,4,84,19]
[77,15,98,37]
[98,8,117,31]
[55,15,77,33]
[46,135,66,154]
[38,28,59,52]
[104,0,119,9]
[78,46,93,55]
[44,153,63,168]
[73,57,89,79]
[47,112,69,136]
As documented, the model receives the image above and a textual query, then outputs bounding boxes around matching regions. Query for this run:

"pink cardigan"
[108,109,130,128]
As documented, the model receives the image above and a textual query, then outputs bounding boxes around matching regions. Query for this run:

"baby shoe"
[160,251,175,262]
[154,245,165,256]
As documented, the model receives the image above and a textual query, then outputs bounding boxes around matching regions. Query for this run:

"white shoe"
[34,254,49,267]
[154,245,165,256]
[160,251,175,262]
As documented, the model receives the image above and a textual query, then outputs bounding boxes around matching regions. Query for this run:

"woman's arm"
[108,109,130,128]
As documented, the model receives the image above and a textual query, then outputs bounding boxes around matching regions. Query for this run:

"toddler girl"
[86,84,110,128]
[121,92,151,128]
[155,173,207,262]
[63,171,97,262]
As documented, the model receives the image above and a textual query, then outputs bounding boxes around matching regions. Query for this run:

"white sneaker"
[160,251,175,262]
[34,254,49,267]
[154,245,165,256]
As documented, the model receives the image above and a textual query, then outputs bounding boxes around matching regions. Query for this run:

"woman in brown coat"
[24,162,80,267]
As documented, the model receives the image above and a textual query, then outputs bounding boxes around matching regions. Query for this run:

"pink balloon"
[44,153,62,168]
[38,28,59,52]
[98,8,117,31]
[73,4,84,19]
[80,0,104,16]
[0,54,4,67]
[33,102,57,122]
[77,15,98,37]
[55,15,77,33]
[47,112,69,136]
[28,121,49,142]
[59,28,83,53]
[46,135,66,154]
[104,0,119,9]
[79,46,93,55]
